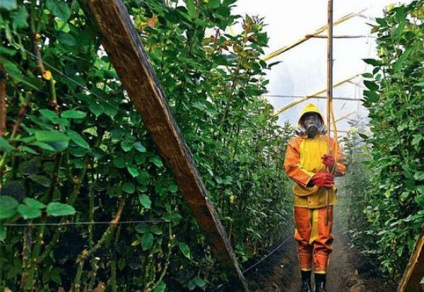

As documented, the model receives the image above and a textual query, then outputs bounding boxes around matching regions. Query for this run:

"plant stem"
[0,64,6,137]
[72,199,125,290]
[23,223,45,291]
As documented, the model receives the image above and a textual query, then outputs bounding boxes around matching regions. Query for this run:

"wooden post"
[398,232,424,291]
[82,0,247,289]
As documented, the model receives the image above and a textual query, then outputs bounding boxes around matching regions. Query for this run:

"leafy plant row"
[338,0,424,281]
[0,0,293,290]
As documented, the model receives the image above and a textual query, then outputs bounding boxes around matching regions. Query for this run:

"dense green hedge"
[0,0,292,290]
[339,0,424,281]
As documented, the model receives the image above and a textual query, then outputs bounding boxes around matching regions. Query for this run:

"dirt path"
[244,226,397,292]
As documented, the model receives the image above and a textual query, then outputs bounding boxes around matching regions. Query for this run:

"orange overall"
[284,105,346,274]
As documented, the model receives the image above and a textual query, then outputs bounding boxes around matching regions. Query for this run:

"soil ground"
[242,224,397,292]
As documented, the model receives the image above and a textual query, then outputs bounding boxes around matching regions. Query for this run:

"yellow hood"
[298,103,324,126]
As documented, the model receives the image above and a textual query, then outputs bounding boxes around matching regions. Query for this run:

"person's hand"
[311,173,334,188]
[322,154,335,168]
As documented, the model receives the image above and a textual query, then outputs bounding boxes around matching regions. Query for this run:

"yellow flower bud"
[42,70,52,80]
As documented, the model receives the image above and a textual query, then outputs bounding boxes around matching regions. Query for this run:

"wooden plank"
[398,232,424,291]
[82,0,247,289]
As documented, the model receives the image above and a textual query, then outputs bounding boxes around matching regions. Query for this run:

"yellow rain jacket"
[284,104,346,209]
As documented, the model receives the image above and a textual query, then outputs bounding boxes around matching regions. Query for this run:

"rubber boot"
[315,273,326,292]
[300,271,312,292]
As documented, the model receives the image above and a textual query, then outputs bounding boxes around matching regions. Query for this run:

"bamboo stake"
[262,9,366,62]
[325,0,334,227]
[335,111,355,123]
[272,74,360,116]
[308,35,372,39]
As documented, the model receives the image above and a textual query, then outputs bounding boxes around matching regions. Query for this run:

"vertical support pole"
[325,0,334,226]
[326,0,333,141]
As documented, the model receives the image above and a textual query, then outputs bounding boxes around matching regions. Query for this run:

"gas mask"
[302,114,322,139]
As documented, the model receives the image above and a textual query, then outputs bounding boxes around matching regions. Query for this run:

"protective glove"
[322,154,335,168]
[311,173,334,188]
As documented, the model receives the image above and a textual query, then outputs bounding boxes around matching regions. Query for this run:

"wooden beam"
[398,232,424,291]
[82,0,247,289]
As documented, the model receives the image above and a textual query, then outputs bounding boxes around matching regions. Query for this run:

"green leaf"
[21,146,38,154]
[0,0,17,10]
[137,171,150,184]
[0,45,17,56]
[68,130,90,149]
[88,101,104,117]
[153,282,166,292]
[185,0,197,18]
[122,182,135,194]
[112,156,126,168]
[162,212,182,223]
[150,225,162,235]
[46,0,71,21]
[208,0,220,9]
[11,6,29,29]
[363,80,379,91]
[363,90,380,103]
[141,232,154,251]
[168,184,178,193]
[178,242,191,259]
[0,225,6,242]
[415,193,424,208]
[133,142,146,153]
[23,198,46,209]
[414,171,424,181]
[192,276,206,288]
[35,130,69,143]
[118,258,126,271]
[127,165,139,177]
[139,194,151,209]
[0,196,19,219]
[121,140,133,152]
[29,174,52,187]
[17,204,42,219]
[363,58,382,66]
[57,32,76,47]
[61,110,87,119]
[50,268,62,285]
[150,156,163,168]
[135,224,148,234]
[46,202,76,217]
[0,137,13,152]
[40,109,59,120]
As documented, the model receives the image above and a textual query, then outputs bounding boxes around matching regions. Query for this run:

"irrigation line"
[3,219,168,227]
[211,236,292,291]
[242,236,292,274]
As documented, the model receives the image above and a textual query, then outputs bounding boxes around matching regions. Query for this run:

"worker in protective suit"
[284,103,346,292]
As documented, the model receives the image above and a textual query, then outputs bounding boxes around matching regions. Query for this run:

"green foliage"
[0,0,292,290]
[337,125,373,250]
[359,0,424,280]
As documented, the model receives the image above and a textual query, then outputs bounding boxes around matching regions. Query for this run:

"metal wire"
[3,219,168,227]
[242,236,291,274]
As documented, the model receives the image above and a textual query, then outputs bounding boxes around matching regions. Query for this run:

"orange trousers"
[294,206,334,274]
